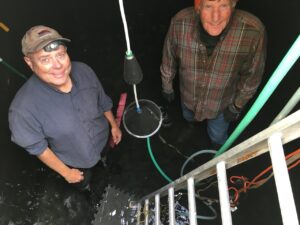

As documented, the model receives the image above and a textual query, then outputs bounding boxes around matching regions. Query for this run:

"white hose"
[119,0,141,111]
[118,0,132,54]
[133,84,141,111]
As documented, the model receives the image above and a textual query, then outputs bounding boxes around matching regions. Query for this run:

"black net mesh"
[123,99,162,138]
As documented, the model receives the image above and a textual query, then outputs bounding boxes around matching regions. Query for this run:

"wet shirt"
[9,62,112,168]
[161,8,267,121]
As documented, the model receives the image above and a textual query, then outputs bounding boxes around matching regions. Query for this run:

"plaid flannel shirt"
[161,8,267,121]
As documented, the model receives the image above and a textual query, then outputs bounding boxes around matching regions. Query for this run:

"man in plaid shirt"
[160,0,266,148]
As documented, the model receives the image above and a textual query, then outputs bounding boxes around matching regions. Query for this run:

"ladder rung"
[217,161,233,225]
[168,187,175,225]
[268,133,299,225]
[187,177,197,225]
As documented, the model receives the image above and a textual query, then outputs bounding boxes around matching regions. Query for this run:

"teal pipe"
[270,87,300,125]
[147,137,172,183]
[216,34,300,156]
[0,57,28,80]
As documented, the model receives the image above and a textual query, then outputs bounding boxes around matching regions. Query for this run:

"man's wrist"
[60,166,72,179]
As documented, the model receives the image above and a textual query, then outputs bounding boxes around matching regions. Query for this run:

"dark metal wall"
[1,0,299,224]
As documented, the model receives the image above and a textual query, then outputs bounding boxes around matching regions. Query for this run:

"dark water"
[1,0,300,224]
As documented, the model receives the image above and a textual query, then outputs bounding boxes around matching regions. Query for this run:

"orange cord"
[229,148,300,206]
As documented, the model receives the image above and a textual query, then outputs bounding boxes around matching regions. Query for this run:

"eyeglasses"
[43,40,66,52]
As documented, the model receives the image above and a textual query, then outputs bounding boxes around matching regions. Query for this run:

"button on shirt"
[9,62,112,168]
[161,8,266,121]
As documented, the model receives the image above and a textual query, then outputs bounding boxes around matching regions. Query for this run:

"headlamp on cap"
[43,40,66,52]
[21,25,71,55]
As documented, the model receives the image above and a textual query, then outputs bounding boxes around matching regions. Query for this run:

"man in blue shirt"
[9,25,122,191]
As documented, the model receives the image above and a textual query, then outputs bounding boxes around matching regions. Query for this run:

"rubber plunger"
[123,52,143,85]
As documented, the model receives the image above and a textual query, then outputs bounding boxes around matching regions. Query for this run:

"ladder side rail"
[268,133,299,225]
[217,161,233,225]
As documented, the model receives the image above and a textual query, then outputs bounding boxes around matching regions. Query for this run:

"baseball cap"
[21,25,71,55]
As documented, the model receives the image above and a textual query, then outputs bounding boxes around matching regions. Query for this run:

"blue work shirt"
[9,62,112,168]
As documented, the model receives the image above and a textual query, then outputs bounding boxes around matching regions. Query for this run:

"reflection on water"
[92,185,137,225]
[0,167,94,225]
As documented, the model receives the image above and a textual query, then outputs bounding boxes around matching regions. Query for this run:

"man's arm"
[37,147,84,183]
[234,28,267,109]
[160,19,178,96]
[104,111,122,145]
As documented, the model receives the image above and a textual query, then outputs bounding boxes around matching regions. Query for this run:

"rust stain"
[209,168,216,176]
[237,151,258,163]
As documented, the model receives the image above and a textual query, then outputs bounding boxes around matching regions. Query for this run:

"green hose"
[215,34,300,156]
[147,137,172,183]
[0,57,28,80]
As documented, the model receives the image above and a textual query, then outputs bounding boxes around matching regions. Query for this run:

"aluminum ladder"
[136,109,300,225]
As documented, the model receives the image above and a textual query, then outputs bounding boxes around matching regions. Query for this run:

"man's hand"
[37,147,84,184]
[64,168,84,183]
[224,104,242,122]
[111,126,122,145]
[162,91,175,103]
